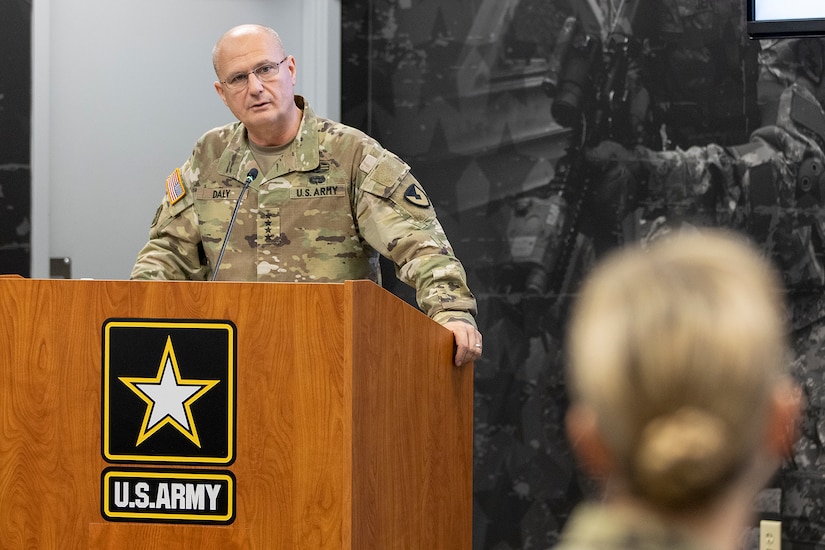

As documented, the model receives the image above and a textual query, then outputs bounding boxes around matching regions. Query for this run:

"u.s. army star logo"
[119,336,219,448]
[102,319,236,464]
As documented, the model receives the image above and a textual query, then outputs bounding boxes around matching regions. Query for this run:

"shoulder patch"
[404,183,431,208]
[166,168,186,205]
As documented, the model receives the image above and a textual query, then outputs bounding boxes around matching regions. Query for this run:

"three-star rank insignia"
[403,183,431,208]
[102,319,236,464]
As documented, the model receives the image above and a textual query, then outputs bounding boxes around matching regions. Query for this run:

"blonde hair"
[566,230,789,509]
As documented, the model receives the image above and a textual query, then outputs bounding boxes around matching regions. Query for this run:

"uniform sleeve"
[634,142,746,238]
[353,149,478,326]
[130,171,208,281]
[635,129,825,290]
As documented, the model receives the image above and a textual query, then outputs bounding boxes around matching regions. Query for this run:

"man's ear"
[214,81,228,106]
[765,379,803,459]
[285,55,297,86]
[566,403,614,479]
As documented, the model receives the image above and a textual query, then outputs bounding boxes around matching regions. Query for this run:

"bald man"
[131,25,482,366]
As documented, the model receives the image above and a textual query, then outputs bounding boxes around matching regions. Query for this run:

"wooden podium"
[0,278,472,549]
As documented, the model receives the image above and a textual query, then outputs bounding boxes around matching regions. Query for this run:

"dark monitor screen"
[747,0,825,38]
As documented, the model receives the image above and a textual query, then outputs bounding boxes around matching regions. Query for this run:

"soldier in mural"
[482,1,763,547]
[340,0,772,548]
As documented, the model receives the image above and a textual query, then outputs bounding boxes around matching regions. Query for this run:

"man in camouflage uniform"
[131,24,482,366]
[586,37,825,545]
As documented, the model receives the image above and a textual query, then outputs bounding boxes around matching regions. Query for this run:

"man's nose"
[247,73,265,92]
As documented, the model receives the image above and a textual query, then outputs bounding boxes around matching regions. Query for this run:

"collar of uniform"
[217,123,260,186]
[291,96,321,173]
[217,95,320,183]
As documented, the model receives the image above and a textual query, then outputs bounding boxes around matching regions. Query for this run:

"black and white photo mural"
[0,0,32,277]
[343,1,825,548]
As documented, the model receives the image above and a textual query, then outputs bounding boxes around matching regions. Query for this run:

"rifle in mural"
[504,0,652,323]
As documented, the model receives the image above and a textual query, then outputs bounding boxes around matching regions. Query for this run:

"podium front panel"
[0,279,471,549]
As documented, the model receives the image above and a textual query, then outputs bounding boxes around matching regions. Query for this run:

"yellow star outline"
[119,335,219,448]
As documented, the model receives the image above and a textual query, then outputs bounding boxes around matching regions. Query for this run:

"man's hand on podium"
[443,320,482,367]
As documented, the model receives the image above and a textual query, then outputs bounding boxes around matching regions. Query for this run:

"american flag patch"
[166,168,186,205]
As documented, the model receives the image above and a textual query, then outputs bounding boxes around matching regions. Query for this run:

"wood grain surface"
[0,279,472,549]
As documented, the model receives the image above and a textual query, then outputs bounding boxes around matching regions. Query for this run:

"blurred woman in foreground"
[557,230,802,550]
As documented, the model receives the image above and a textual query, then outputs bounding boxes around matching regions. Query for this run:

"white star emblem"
[119,336,219,448]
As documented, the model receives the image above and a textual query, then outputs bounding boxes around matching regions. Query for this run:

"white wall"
[32,0,340,279]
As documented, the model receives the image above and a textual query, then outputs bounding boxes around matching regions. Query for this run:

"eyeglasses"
[220,56,289,91]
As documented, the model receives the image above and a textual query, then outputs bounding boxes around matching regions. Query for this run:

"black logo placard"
[102,319,236,464]
[101,468,235,524]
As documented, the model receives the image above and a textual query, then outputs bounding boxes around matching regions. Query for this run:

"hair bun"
[631,407,735,507]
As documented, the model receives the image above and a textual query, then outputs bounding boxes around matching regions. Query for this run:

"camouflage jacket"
[131,97,477,327]
[553,504,708,550]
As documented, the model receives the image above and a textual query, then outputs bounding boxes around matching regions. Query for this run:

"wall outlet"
[760,520,781,550]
